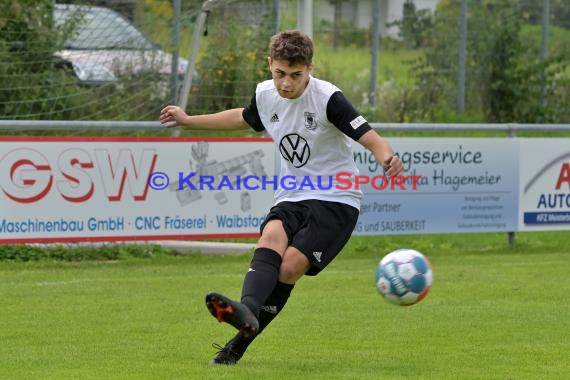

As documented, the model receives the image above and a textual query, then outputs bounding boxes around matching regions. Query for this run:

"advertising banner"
[352,138,519,235]
[518,139,570,231]
[3,136,568,243]
[0,137,274,243]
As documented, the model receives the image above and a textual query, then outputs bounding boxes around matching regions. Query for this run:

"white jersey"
[242,76,372,210]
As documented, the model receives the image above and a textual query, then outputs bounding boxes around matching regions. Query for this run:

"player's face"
[269,58,312,99]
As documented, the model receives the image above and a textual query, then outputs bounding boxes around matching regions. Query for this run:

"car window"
[55,5,155,50]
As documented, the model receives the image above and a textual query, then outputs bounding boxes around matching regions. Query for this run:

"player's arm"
[357,130,403,177]
[326,91,403,176]
[159,106,250,131]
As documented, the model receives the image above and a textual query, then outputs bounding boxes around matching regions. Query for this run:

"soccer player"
[159,29,403,365]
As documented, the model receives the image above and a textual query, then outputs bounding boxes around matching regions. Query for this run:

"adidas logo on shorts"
[313,251,322,262]
[270,113,279,122]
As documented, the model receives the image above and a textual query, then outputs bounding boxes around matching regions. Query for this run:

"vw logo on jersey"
[279,133,310,168]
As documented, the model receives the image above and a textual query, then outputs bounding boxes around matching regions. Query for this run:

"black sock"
[240,248,282,318]
[257,281,294,333]
[233,281,295,352]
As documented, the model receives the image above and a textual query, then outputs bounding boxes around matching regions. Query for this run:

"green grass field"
[1,232,569,380]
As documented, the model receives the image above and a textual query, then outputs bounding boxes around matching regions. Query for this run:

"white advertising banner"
[352,138,519,235]
[518,139,570,231]
[0,137,275,243]
[3,136,568,243]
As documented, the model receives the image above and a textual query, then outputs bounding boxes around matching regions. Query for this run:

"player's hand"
[160,105,186,128]
[383,155,403,177]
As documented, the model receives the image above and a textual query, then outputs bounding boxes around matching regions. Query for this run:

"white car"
[54,4,188,87]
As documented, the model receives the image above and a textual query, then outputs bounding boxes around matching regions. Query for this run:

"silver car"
[54,3,188,87]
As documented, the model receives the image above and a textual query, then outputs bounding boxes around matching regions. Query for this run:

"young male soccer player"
[159,29,403,365]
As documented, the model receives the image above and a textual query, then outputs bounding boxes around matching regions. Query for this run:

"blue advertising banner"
[351,138,519,235]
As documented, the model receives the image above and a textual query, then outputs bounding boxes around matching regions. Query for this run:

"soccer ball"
[375,248,433,306]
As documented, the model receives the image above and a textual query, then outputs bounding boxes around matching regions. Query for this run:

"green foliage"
[519,0,570,29]
[484,8,527,122]
[0,0,71,119]
[386,0,434,49]
[1,1,568,124]
[317,19,371,49]
[410,0,569,123]
[189,10,272,115]
[0,244,171,262]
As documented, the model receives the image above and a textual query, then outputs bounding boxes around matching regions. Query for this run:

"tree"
[328,0,347,50]
[0,0,72,119]
[189,4,271,114]
[387,0,433,49]
[519,0,570,29]
[411,0,568,123]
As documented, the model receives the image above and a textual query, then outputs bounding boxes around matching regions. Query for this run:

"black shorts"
[260,200,359,276]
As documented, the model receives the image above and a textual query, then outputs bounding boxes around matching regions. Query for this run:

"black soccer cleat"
[205,292,259,338]
[209,340,244,365]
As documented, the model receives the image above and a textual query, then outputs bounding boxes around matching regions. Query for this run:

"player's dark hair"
[269,30,313,66]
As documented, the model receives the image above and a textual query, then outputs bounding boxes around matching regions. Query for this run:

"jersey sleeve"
[326,91,372,140]
[242,94,266,132]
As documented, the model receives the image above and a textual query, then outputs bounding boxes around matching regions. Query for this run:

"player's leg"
[210,201,349,365]
[214,201,358,361]
[210,283,293,365]
[212,197,358,365]
[235,209,352,344]
[240,219,289,318]
[206,219,290,343]
[243,247,309,333]
[211,248,307,365]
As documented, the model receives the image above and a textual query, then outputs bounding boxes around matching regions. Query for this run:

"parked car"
[54,3,188,87]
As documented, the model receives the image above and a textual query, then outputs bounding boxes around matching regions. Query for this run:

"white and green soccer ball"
[375,248,433,306]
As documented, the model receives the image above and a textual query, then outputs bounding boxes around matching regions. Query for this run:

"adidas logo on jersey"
[270,113,280,122]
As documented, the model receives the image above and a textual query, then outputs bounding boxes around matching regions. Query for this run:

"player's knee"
[257,221,288,252]
[279,254,310,283]
[257,235,288,254]
[278,265,302,283]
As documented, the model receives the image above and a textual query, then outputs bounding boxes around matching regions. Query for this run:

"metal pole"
[169,0,181,104]
[540,0,550,109]
[369,0,381,108]
[272,0,280,35]
[507,126,517,247]
[178,0,240,112]
[457,0,467,114]
[175,0,240,136]
[178,11,208,112]
[297,0,313,39]
[173,7,208,137]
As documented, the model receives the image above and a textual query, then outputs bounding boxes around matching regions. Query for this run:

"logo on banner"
[523,153,570,225]
[0,147,157,203]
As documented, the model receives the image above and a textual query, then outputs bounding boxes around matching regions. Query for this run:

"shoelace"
[212,343,227,353]
[212,342,240,357]
[211,342,241,364]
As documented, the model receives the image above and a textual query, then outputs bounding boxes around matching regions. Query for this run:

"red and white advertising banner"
[0,136,275,243]
[2,136,569,243]
[518,139,570,231]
